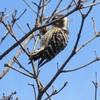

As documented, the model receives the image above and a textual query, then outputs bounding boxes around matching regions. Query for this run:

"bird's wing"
[29,47,44,62]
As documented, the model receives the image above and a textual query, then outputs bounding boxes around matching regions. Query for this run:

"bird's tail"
[28,48,44,64]
[28,47,50,67]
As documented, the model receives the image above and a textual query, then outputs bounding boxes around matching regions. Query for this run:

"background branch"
[92,72,100,100]
[0,34,33,79]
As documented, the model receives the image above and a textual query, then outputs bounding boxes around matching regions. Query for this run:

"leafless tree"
[0,0,100,100]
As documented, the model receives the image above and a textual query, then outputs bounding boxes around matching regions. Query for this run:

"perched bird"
[29,14,69,67]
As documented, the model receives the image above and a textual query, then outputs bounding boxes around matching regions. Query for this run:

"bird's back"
[39,26,69,66]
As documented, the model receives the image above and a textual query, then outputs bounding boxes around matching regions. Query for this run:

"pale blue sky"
[0,0,100,100]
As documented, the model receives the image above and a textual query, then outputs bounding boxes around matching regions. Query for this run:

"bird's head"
[52,14,68,30]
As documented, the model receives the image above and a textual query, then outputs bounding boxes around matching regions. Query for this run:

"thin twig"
[23,0,40,16]
[27,23,32,31]
[14,57,34,76]
[62,57,100,73]
[39,0,50,35]
[32,1,39,7]
[43,0,73,20]
[40,0,51,8]
[84,0,96,18]
[92,17,97,35]
[31,61,42,93]
[92,72,100,100]
[55,2,74,15]
[75,32,100,53]
[40,0,47,23]
[4,9,17,19]
[16,22,26,34]
[0,9,26,44]
[80,0,89,3]
[16,9,27,20]
[1,91,17,100]
[28,83,37,100]
[82,1,100,9]
[0,34,33,79]
[73,0,83,15]
[45,82,68,100]
[4,63,34,78]
[35,0,42,27]
[0,31,9,44]
[74,0,95,53]
[44,0,100,20]
[46,0,62,23]
[33,35,40,51]
[2,21,29,56]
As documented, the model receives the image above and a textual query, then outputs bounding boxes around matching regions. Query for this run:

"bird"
[29,14,69,67]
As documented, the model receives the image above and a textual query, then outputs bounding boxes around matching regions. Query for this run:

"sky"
[0,0,100,100]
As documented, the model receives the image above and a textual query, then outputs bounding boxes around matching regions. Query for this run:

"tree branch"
[92,72,100,100]
[45,82,68,100]
[28,83,37,100]
[4,63,34,78]
[0,34,33,79]
[62,57,100,73]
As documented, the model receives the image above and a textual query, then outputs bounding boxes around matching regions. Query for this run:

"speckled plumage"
[29,15,69,67]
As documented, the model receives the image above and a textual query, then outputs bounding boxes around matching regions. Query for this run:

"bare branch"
[39,82,52,100]
[92,17,97,35]
[76,32,100,53]
[0,31,9,44]
[4,63,34,78]
[44,0,100,20]
[14,57,34,76]
[27,23,32,31]
[62,57,100,73]
[80,0,89,3]
[16,22,26,34]
[73,0,83,16]
[55,2,73,15]
[46,0,62,23]
[2,20,29,56]
[28,83,37,100]
[74,0,96,53]
[33,36,40,51]
[40,0,48,24]
[32,61,40,87]
[16,9,27,21]
[92,72,100,100]
[73,0,96,53]
[82,1,100,9]
[6,9,17,19]
[0,34,33,79]
[0,91,17,100]
[0,10,16,44]
[0,9,26,44]
[45,82,68,100]
[40,0,51,8]
[85,0,96,18]
[23,0,39,16]
[35,0,42,27]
